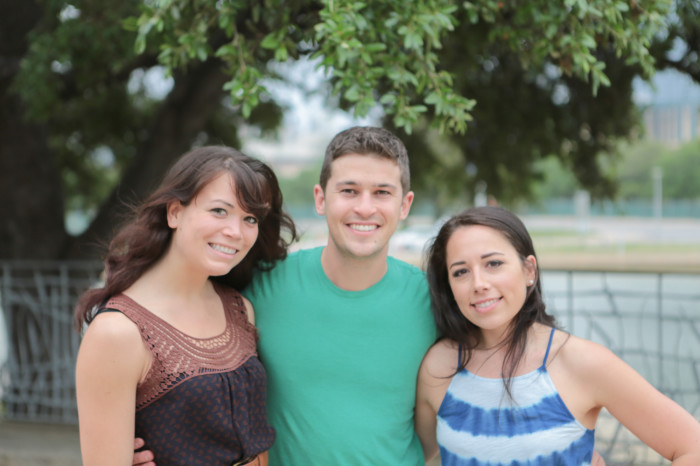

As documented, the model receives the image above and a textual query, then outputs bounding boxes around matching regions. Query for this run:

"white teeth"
[211,244,237,254]
[474,298,499,309]
[350,224,377,232]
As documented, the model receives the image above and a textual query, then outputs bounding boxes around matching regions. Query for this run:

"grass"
[532,235,700,273]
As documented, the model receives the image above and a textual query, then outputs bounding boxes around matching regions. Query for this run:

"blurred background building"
[638,71,700,146]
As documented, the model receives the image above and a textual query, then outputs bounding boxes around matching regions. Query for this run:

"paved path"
[0,419,441,465]
[0,420,81,466]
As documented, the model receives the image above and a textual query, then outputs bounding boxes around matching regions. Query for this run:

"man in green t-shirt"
[244,126,437,464]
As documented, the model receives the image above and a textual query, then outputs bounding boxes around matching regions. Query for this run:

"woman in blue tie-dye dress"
[415,206,700,465]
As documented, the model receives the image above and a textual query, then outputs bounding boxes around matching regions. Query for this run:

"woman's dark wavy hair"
[425,206,556,398]
[74,146,297,330]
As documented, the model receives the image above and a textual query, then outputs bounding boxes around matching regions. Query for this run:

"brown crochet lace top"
[104,281,258,410]
[102,282,275,463]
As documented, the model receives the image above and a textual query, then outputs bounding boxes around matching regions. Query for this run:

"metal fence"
[0,260,102,424]
[543,270,700,466]
[0,262,698,464]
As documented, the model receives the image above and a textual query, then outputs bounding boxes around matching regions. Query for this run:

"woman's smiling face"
[445,224,536,345]
[167,173,259,278]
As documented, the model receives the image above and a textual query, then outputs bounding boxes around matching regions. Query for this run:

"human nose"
[353,191,377,217]
[222,216,243,238]
[472,268,489,291]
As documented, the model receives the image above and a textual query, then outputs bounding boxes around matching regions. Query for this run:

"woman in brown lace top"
[74,146,296,466]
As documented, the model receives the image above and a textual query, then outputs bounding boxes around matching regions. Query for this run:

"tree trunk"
[0,0,68,260]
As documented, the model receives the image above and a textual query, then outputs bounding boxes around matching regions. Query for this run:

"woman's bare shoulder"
[80,311,144,355]
[420,338,460,380]
[552,330,620,378]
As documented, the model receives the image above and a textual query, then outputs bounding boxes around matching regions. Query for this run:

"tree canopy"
[2,0,694,260]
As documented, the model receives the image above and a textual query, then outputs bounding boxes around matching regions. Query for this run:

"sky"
[634,69,700,106]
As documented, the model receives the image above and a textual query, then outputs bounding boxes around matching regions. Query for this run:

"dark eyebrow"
[335,180,398,190]
[448,260,466,271]
[448,252,504,270]
[211,199,235,208]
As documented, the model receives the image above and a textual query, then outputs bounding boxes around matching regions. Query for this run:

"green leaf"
[379,93,396,105]
[261,32,280,50]
[134,35,147,54]
[122,17,139,32]
[344,86,361,102]
[363,42,387,52]
[580,34,597,50]
[274,46,289,62]
[196,46,207,61]
[425,92,441,105]
[242,101,252,118]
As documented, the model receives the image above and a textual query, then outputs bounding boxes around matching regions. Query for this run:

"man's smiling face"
[313,153,413,263]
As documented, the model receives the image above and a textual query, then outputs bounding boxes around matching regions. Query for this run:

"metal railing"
[0,261,102,424]
[0,262,698,464]
[543,270,700,465]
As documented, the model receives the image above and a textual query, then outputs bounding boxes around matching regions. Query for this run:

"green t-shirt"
[244,247,437,465]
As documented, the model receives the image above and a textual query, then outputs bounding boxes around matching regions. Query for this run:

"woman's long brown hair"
[74,146,296,330]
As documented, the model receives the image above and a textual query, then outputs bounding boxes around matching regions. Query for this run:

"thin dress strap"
[457,344,463,368]
[94,307,121,316]
[541,327,556,368]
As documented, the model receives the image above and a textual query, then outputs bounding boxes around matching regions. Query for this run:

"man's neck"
[320,246,389,292]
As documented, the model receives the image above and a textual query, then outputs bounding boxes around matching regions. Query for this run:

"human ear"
[524,255,537,285]
[166,200,183,229]
[399,190,415,220]
[313,184,326,216]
